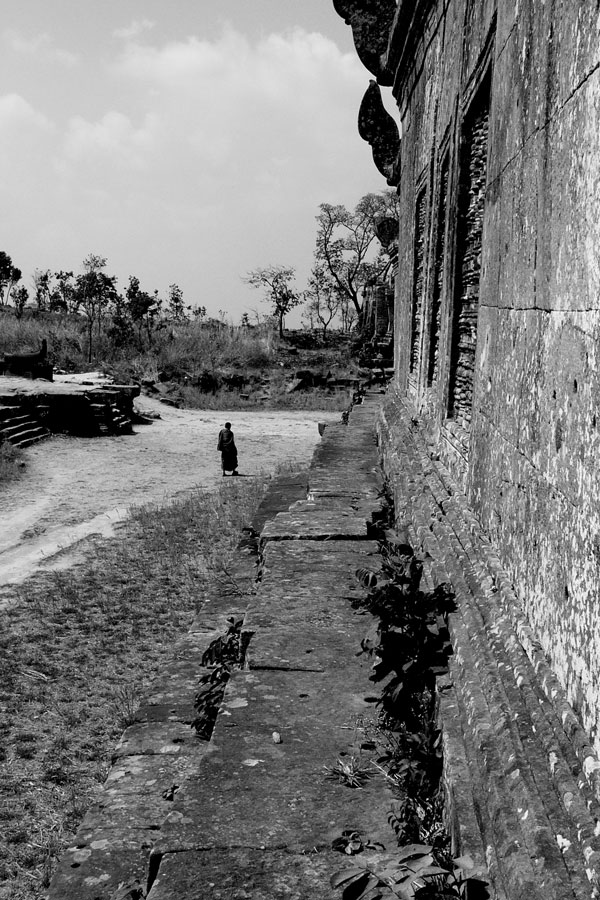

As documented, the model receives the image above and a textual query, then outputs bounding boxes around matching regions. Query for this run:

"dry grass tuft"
[0,442,25,486]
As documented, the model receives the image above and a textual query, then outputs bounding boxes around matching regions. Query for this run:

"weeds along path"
[0,399,338,598]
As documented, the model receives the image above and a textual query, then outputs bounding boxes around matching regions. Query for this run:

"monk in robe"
[217,422,238,476]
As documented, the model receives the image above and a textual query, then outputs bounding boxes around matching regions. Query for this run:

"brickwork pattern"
[380,389,600,900]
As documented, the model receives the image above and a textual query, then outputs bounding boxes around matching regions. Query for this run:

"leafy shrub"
[192,617,244,740]
[330,521,490,900]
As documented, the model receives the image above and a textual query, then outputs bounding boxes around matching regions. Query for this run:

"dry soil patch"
[0,399,338,595]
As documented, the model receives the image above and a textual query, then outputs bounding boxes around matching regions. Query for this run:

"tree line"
[0,251,204,363]
[245,189,398,339]
[0,189,398,356]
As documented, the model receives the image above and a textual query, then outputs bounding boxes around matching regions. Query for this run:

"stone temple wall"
[337,0,600,750]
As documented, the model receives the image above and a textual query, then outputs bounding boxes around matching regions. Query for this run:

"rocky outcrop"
[0,338,53,381]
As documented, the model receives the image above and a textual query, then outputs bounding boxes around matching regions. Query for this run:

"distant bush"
[0,306,278,378]
[180,381,350,412]
[0,306,357,412]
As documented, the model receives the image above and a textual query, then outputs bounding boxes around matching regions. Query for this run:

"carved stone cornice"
[332,0,397,85]
[385,0,435,83]
[374,216,399,248]
[358,80,401,185]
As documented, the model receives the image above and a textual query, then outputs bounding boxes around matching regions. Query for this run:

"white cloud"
[113,19,155,41]
[106,27,373,182]
[4,29,79,66]
[0,92,53,131]
[0,93,55,176]
[63,111,156,170]
[2,26,391,317]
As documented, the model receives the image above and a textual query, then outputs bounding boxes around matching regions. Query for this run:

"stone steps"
[86,398,133,436]
[0,402,51,447]
[379,396,600,899]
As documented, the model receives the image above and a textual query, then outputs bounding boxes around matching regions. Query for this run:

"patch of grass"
[0,475,268,899]
[0,441,25,485]
[110,683,144,729]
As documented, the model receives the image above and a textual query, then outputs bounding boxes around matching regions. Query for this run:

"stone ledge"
[154,667,394,856]
[146,847,345,900]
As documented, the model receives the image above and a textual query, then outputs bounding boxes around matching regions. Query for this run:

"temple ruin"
[336,0,600,759]
[334,0,600,895]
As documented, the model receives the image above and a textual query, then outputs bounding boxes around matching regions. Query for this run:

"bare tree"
[243,265,303,338]
[13,285,28,319]
[75,254,118,362]
[304,266,343,341]
[32,269,52,312]
[314,190,398,323]
[0,252,21,306]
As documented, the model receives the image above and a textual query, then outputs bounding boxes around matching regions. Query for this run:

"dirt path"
[0,399,339,595]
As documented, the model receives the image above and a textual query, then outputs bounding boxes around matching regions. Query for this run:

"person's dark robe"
[217,428,238,472]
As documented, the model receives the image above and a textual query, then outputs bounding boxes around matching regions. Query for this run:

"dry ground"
[0,398,340,597]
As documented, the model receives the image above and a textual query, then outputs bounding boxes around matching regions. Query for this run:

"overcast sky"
[0,0,395,323]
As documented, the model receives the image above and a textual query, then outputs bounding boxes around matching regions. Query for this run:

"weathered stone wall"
[389,1,600,748]
[427,154,449,389]
[409,188,427,375]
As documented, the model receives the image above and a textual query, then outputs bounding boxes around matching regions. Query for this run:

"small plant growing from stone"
[192,616,244,740]
[355,538,455,729]
[331,846,490,900]
[111,683,143,729]
[325,754,372,789]
[331,830,385,856]
[330,523,490,900]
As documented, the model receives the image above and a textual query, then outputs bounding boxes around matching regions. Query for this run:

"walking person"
[217,421,239,476]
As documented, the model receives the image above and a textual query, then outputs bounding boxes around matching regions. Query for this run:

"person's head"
[224,422,231,429]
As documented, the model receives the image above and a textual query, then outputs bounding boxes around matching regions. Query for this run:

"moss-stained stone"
[378,391,600,896]
[113,722,198,759]
[154,668,393,855]
[146,848,345,900]
[245,622,369,671]
[50,843,151,900]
